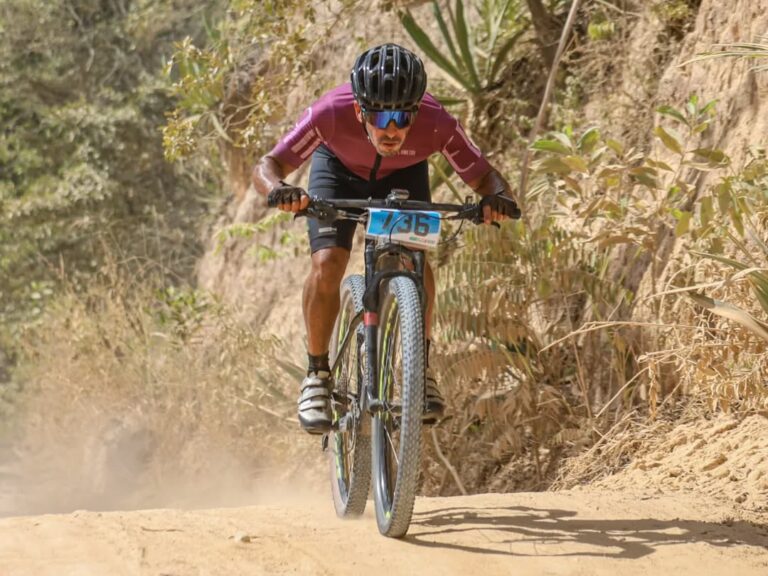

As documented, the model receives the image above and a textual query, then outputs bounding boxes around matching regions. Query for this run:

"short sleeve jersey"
[270,83,491,184]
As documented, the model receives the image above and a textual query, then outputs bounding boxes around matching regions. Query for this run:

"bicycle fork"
[362,241,426,418]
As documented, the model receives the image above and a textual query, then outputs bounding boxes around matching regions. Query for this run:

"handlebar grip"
[475,195,521,224]
[488,194,521,220]
[267,182,306,208]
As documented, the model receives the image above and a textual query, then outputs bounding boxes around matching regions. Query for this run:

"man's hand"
[480,191,521,224]
[267,182,310,213]
[467,168,520,224]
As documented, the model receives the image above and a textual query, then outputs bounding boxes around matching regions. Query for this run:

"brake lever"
[446,204,482,223]
[294,199,338,221]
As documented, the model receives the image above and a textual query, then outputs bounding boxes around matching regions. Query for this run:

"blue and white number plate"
[366,208,441,249]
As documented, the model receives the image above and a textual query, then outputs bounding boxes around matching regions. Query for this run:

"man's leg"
[297,144,363,433]
[424,258,435,339]
[399,253,434,337]
[303,247,350,355]
[393,250,442,422]
[420,257,444,422]
[297,246,353,434]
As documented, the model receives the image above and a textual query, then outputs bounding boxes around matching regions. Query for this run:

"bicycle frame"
[312,193,484,434]
[329,237,425,430]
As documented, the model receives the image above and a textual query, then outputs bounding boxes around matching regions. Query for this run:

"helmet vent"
[351,43,427,112]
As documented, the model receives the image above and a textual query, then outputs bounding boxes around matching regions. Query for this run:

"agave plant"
[400,0,528,98]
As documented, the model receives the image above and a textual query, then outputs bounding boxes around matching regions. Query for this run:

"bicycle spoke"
[384,424,400,468]
[328,276,370,518]
[381,318,403,483]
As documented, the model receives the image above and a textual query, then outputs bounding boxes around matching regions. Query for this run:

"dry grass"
[6,269,320,513]
[651,257,768,414]
[550,404,686,490]
[421,113,768,496]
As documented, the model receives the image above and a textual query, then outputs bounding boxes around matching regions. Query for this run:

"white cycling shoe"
[298,371,333,434]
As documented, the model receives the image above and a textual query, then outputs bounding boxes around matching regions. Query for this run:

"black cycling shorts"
[306,144,430,253]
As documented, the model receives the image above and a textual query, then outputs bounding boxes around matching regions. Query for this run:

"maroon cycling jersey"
[270,83,491,184]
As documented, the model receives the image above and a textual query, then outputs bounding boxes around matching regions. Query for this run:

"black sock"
[308,352,330,375]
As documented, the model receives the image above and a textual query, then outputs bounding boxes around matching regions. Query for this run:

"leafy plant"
[213,211,306,262]
[163,0,362,161]
[587,12,616,42]
[0,0,217,355]
[153,286,216,344]
[652,0,698,40]
[693,251,768,316]
[529,95,768,414]
[687,292,768,342]
[530,95,724,257]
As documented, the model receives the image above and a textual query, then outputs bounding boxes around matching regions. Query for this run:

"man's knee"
[309,247,349,289]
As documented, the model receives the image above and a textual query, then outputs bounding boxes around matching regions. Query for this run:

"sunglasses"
[362,108,417,129]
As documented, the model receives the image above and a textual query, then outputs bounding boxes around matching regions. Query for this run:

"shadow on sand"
[405,504,768,558]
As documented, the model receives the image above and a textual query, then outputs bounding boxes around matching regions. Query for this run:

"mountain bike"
[299,189,518,538]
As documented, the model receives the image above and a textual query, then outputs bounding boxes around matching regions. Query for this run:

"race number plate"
[366,208,441,249]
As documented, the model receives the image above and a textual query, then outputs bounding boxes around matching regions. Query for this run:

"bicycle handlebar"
[296,195,520,225]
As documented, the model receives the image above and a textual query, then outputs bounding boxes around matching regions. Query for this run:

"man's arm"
[467,168,520,224]
[467,167,515,199]
[251,154,309,213]
[434,109,517,220]
[252,154,296,197]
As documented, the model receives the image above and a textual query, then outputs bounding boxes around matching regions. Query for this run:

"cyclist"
[252,43,519,434]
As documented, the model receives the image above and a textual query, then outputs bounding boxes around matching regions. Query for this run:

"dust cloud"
[0,409,326,518]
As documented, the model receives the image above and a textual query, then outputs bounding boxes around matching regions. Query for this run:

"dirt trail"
[1,489,766,576]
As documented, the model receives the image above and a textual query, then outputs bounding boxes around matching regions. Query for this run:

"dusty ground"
[1,489,766,576]
[555,413,768,523]
[2,413,768,576]
[587,414,768,519]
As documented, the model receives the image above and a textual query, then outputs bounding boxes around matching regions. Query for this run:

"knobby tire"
[372,275,424,537]
[328,275,371,517]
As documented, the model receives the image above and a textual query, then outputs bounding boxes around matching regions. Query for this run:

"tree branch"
[525,0,560,67]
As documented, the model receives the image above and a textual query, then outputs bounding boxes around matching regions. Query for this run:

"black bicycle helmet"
[350,43,427,111]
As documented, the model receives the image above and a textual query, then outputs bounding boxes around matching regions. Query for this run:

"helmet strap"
[362,122,374,147]
[355,103,374,145]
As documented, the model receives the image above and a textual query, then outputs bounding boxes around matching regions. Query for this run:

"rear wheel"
[328,274,371,517]
[372,276,424,537]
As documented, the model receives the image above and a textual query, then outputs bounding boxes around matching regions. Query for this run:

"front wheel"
[328,274,371,517]
[372,276,425,537]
